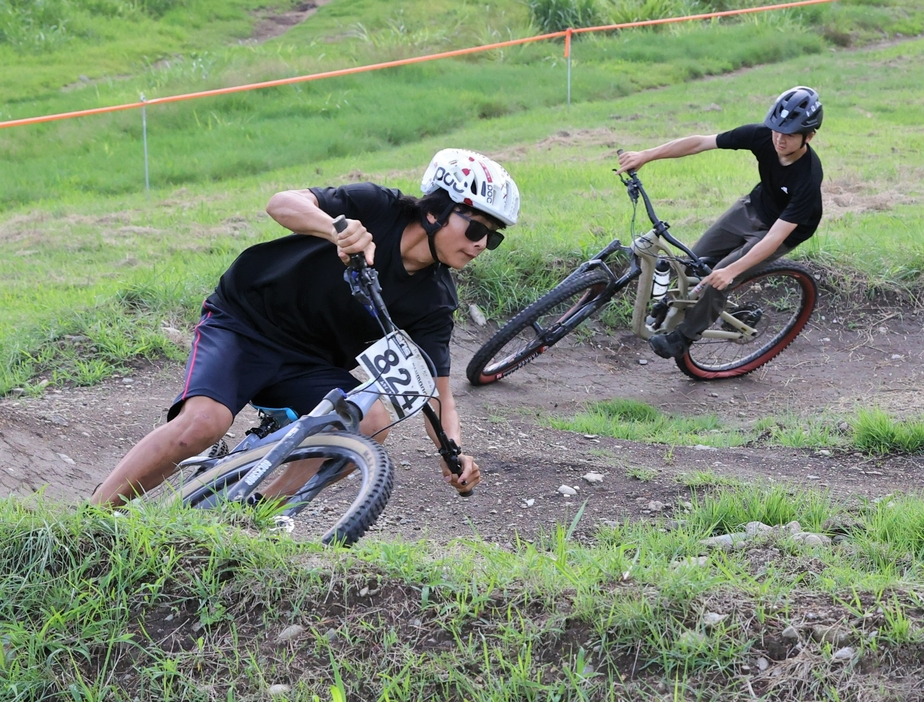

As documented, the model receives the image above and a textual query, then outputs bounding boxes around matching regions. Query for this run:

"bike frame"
[563,167,766,344]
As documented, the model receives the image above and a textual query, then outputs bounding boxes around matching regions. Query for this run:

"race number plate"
[356,330,437,422]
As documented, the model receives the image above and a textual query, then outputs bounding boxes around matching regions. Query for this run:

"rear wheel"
[678,261,817,380]
[466,269,613,385]
[161,433,393,547]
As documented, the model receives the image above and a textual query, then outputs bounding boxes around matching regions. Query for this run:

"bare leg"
[91,396,233,507]
[259,400,392,498]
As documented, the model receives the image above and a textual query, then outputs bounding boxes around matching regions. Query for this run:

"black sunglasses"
[452,210,504,251]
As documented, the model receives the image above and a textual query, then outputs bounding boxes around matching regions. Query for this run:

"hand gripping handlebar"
[332,215,472,497]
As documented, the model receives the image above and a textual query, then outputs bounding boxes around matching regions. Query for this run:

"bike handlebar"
[615,151,706,269]
[335,215,398,335]
[436,431,471,498]
[334,215,473,497]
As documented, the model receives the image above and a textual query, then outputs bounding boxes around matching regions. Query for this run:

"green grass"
[554,399,924,454]
[6,488,924,698]
[550,397,733,445]
[0,0,300,98]
[1,4,923,399]
[5,2,924,699]
[0,31,924,393]
[0,24,828,206]
[852,407,924,454]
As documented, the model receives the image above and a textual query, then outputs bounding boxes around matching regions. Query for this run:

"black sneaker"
[648,331,691,359]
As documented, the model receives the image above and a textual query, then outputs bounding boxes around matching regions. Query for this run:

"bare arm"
[700,219,798,291]
[266,189,375,264]
[426,376,481,493]
[616,135,718,174]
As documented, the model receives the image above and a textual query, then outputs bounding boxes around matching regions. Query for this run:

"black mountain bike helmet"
[763,86,823,135]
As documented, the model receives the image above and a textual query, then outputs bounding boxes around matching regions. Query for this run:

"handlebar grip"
[334,215,366,269]
[443,451,473,498]
[616,148,637,177]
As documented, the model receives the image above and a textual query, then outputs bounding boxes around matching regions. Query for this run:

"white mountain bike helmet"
[421,148,520,226]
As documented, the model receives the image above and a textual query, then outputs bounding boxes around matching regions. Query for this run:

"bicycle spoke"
[467,269,614,385]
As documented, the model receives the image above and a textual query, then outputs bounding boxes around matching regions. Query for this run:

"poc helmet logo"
[434,166,467,195]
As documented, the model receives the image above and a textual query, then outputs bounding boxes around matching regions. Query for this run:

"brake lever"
[334,216,380,315]
[614,149,640,196]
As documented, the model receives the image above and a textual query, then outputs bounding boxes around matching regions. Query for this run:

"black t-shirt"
[208,182,457,375]
[716,123,824,247]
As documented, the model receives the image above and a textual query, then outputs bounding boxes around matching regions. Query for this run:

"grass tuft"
[852,407,924,455]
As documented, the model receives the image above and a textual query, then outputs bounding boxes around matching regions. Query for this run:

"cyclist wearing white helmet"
[617,86,824,360]
[92,149,519,507]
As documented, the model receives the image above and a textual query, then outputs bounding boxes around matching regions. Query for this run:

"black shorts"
[168,302,359,421]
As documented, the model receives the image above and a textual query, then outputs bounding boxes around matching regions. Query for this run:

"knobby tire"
[149,433,393,547]
[467,269,612,385]
[677,260,817,380]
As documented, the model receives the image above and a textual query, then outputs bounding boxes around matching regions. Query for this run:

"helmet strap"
[420,201,456,266]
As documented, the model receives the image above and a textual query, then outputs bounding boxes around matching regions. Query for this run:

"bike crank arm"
[714,310,760,339]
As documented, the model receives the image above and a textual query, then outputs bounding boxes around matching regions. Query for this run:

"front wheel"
[466,269,613,386]
[677,260,817,380]
[169,433,394,547]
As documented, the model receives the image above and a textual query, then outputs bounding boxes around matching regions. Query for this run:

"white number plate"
[356,330,437,422]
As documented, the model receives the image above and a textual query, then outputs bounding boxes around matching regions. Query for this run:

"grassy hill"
[3,1,924,699]
[2,29,924,395]
[2,0,921,207]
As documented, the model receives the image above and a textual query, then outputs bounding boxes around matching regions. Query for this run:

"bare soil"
[246,0,331,44]
[2,289,923,544]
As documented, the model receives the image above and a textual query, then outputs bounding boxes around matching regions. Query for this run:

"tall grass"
[853,407,924,454]
[526,0,605,32]
[550,397,731,445]
[6,488,924,697]
[555,399,924,454]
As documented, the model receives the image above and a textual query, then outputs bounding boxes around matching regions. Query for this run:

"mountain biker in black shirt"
[91,149,520,507]
[616,86,824,360]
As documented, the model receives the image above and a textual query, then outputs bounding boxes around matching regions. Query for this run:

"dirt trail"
[2,296,923,543]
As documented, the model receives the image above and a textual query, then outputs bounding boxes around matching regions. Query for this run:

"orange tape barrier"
[0,0,834,130]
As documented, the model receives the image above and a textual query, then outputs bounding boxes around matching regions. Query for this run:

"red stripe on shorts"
[180,311,212,400]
